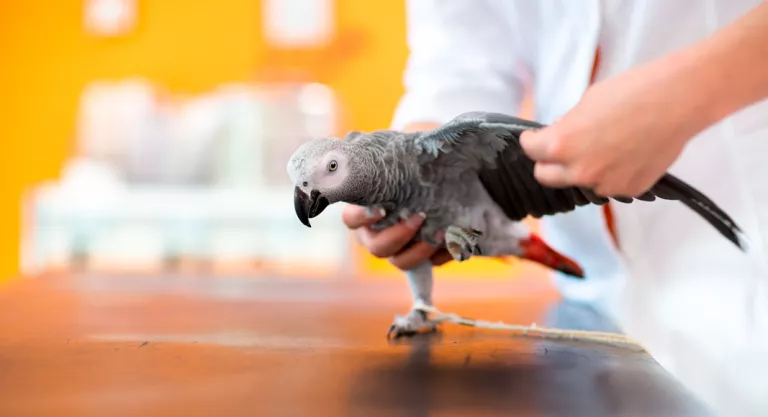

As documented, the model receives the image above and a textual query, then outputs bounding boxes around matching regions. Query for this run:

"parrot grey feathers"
[415,111,746,250]
[287,110,747,339]
[286,110,745,250]
[287,134,403,227]
[287,137,348,226]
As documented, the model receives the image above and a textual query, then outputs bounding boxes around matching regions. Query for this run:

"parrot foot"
[445,226,483,262]
[387,308,438,339]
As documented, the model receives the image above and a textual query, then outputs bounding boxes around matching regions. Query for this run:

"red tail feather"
[495,234,584,278]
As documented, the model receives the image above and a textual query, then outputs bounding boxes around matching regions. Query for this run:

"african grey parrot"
[286,111,746,338]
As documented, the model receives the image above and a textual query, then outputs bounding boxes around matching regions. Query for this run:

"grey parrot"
[286,111,746,338]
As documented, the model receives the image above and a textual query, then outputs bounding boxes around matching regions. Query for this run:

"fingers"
[388,241,440,270]
[522,129,596,189]
[520,129,563,163]
[430,249,453,266]
[594,170,656,198]
[356,214,425,259]
[343,204,453,270]
[522,128,582,189]
[341,204,384,229]
[533,162,575,188]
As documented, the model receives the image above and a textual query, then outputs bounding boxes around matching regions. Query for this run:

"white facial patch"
[311,151,348,191]
[285,137,345,190]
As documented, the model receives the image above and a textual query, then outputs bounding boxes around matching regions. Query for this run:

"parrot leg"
[445,226,483,262]
[387,261,439,339]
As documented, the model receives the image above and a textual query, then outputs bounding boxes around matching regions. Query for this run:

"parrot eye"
[328,160,338,172]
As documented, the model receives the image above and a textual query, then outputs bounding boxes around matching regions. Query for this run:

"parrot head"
[286,137,358,227]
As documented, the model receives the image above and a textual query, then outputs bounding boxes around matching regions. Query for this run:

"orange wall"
[0,0,410,280]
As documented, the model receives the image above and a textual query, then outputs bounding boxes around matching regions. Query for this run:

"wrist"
[664,46,732,139]
[674,43,738,128]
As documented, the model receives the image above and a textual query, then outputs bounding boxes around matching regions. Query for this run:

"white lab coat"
[392,1,768,415]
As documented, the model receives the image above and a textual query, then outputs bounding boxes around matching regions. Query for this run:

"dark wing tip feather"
[651,174,747,251]
[416,111,747,251]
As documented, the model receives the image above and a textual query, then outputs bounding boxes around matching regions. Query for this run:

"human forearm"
[669,1,768,132]
[518,1,768,196]
[517,1,768,197]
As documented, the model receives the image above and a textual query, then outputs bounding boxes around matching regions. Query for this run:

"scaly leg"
[445,225,483,262]
[387,260,439,339]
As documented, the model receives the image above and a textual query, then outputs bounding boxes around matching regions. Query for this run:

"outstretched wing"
[414,111,746,250]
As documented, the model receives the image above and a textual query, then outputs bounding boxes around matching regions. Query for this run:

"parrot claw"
[445,226,483,262]
[386,308,438,339]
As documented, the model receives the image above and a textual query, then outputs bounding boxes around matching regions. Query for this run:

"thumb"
[520,128,558,162]
[533,162,574,188]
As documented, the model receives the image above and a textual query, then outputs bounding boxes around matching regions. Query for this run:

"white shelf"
[21,182,351,276]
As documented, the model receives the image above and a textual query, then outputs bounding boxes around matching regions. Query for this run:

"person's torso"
[499,1,768,415]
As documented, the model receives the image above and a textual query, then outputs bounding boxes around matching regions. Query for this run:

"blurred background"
[0,0,537,284]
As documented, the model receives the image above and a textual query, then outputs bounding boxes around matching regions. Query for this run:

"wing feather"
[414,111,746,250]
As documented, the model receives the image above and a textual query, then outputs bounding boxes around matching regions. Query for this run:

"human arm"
[519,1,768,197]
[343,0,528,270]
[391,0,527,129]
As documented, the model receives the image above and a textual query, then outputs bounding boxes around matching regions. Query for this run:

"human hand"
[341,204,452,270]
[519,56,702,197]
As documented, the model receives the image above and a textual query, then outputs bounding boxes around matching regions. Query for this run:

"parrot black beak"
[294,187,330,228]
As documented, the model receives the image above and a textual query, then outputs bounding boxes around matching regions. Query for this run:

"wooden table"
[0,273,713,416]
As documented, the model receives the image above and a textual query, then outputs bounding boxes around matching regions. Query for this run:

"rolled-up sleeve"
[391,0,528,129]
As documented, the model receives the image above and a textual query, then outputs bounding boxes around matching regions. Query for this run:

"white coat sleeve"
[391,0,528,129]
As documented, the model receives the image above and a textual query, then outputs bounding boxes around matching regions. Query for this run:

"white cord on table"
[414,303,645,351]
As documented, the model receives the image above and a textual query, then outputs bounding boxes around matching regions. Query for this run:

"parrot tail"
[495,234,585,278]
